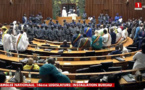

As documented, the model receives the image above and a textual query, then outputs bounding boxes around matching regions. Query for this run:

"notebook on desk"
[115,57,125,62]
[123,74,136,82]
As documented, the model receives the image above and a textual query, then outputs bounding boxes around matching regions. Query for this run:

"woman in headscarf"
[35,64,75,90]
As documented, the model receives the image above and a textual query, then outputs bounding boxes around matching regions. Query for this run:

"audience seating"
[41,45,51,47]
[107,66,122,71]
[0,60,6,68]
[101,62,113,71]
[11,62,23,70]
[85,51,96,56]
[0,45,3,50]
[96,56,107,60]
[89,64,104,72]
[127,61,135,69]
[76,68,90,79]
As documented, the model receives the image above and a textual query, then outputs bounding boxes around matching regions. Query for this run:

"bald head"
[27,58,34,65]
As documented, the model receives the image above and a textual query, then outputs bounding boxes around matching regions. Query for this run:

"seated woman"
[133,44,145,69]
[23,58,40,71]
[109,45,122,55]
[47,57,62,72]
[60,40,70,48]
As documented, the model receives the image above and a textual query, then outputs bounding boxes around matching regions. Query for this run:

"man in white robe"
[122,28,128,40]
[102,29,112,47]
[62,7,67,17]
[15,30,29,52]
[116,28,123,43]
[12,21,17,36]
[3,31,14,51]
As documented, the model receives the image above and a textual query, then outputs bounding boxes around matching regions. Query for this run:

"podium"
[57,16,80,26]
[45,17,90,26]
[57,16,90,26]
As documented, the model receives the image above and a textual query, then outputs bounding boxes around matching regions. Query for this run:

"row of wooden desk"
[1,67,145,85]
[26,37,133,57]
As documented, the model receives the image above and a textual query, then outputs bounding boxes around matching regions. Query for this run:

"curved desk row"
[32,37,130,48]
[27,37,133,56]
[0,50,136,72]
[1,67,145,86]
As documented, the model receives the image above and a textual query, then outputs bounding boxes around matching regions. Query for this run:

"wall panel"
[0,0,52,23]
[85,0,145,22]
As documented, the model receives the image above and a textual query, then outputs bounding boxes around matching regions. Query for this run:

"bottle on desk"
[9,69,12,77]
[28,72,31,83]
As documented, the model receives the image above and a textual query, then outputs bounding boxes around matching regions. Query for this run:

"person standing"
[72,30,83,47]
[78,34,91,50]
[110,28,116,44]
[3,30,14,51]
[84,25,92,37]
[22,14,27,24]
[62,7,67,17]
[102,29,112,47]
[15,30,29,52]
[82,11,87,20]
[65,25,71,42]
[92,31,103,50]
[133,44,145,69]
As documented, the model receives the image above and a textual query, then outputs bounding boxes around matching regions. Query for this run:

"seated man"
[23,58,40,71]
[109,45,122,55]
[60,40,70,48]
[47,57,62,72]
[78,34,91,50]
[35,64,75,90]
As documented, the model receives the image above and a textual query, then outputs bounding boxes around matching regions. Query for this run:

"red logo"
[135,2,142,10]
[135,2,142,8]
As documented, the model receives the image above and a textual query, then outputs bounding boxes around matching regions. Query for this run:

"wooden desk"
[1,68,145,85]
[0,53,133,66]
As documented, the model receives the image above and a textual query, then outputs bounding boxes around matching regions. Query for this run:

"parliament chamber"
[0,0,145,90]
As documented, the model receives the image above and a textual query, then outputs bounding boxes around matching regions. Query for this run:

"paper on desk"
[64,63,71,65]
[6,76,10,79]
[84,80,88,83]
[77,81,84,83]
[62,71,69,74]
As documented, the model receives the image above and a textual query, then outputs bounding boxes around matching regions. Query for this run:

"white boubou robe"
[13,21,17,36]
[122,29,128,40]
[62,9,67,17]
[102,33,112,47]
[15,33,29,51]
[3,34,14,51]
[116,28,123,43]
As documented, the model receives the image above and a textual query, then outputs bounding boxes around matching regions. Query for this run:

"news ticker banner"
[0,83,114,87]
